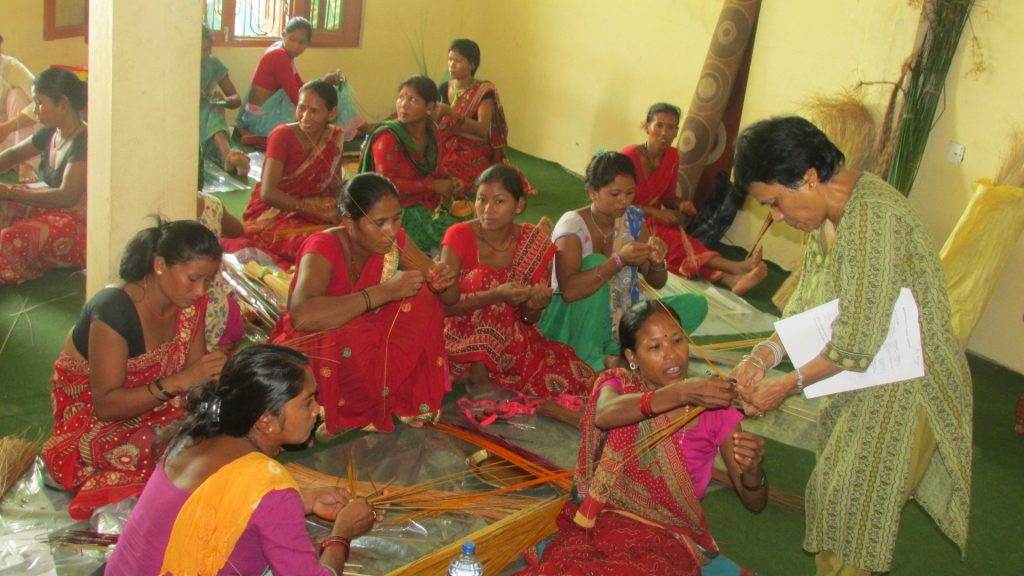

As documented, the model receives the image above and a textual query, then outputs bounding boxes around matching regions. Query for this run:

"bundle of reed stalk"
[994,129,1024,188]
[284,463,543,523]
[386,495,566,576]
[0,434,41,499]
[430,422,573,491]
[710,467,804,511]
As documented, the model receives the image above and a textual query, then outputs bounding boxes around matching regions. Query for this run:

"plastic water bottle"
[448,540,484,575]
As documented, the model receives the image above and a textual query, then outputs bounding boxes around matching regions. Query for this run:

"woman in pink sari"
[272,173,459,434]
[441,165,594,398]
[436,39,532,194]
[227,80,344,268]
[622,103,766,295]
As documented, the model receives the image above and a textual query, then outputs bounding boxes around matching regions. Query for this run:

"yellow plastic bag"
[940,179,1024,344]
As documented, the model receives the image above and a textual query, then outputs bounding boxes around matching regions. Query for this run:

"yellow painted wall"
[6,1,1020,371]
[2,0,88,72]
[904,3,1024,373]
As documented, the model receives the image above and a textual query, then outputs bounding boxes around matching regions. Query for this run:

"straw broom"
[0,434,42,499]
[386,495,566,576]
[994,129,1024,188]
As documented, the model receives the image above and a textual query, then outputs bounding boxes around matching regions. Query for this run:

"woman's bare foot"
[730,262,768,296]
[741,245,764,273]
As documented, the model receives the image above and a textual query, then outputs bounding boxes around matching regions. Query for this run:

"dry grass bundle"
[710,467,805,511]
[994,129,1024,187]
[0,434,41,499]
[284,462,543,523]
[802,92,879,172]
[386,495,566,576]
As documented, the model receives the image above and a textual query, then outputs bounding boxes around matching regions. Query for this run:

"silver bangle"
[753,340,783,369]
[795,366,805,395]
[741,354,768,374]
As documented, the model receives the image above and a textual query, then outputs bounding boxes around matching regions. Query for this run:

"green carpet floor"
[1,150,1022,574]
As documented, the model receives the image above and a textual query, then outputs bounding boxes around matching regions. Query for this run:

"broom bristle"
[0,435,42,499]
[802,91,879,172]
[994,128,1024,187]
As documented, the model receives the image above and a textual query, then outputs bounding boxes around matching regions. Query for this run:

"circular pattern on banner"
[706,122,729,165]
[710,5,753,60]
[692,61,732,114]
[679,117,712,166]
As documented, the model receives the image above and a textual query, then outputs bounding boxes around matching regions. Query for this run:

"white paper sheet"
[774,287,925,399]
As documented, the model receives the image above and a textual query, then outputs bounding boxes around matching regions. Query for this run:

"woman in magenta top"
[520,300,766,575]
[107,345,378,575]
[622,103,767,295]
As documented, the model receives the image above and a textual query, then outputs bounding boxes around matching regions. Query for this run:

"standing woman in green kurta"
[729,116,972,576]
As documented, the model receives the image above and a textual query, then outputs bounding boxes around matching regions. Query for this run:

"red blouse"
[251,47,303,104]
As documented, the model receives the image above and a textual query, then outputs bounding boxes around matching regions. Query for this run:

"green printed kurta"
[785,172,972,572]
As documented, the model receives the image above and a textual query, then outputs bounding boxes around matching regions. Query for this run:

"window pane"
[310,0,344,31]
[204,0,223,31]
[234,0,290,39]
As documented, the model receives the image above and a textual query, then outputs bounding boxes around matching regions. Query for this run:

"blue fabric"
[236,88,296,137]
[701,554,743,576]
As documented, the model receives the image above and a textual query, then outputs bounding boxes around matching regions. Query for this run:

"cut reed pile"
[284,462,545,523]
[0,434,41,499]
[386,495,566,576]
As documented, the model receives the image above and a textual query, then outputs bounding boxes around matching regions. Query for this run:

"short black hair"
[585,151,636,192]
[475,164,525,201]
[34,67,87,112]
[119,219,222,282]
[340,173,400,220]
[449,38,481,76]
[646,102,681,123]
[284,16,313,42]
[619,300,683,360]
[174,345,310,441]
[733,116,845,194]
[300,79,338,110]
[399,75,440,103]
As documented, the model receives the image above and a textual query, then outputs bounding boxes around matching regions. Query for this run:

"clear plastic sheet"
[200,159,251,194]
[247,151,266,182]
[0,459,107,575]
[285,406,571,574]
[220,249,286,336]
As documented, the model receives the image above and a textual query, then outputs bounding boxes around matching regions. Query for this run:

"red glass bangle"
[639,390,656,418]
[320,534,350,555]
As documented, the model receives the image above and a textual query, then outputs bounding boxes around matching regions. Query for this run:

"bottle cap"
[462,541,476,555]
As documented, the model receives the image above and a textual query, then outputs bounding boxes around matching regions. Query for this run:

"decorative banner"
[677,0,761,207]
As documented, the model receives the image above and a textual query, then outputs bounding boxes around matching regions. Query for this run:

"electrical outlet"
[946,142,966,165]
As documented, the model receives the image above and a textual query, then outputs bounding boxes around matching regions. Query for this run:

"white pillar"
[87,1,202,296]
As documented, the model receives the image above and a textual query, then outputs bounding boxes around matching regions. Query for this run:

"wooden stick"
[747,213,774,258]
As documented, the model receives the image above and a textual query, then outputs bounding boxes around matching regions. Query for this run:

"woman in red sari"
[622,103,766,295]
[0,67,86,285]
[436,39,532,194]
[441,165,594,398]
[272,173,459,434]
[227,80,345,268]
[359,75,465,253]
[520,301,766,576]
[42,220,228,520]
